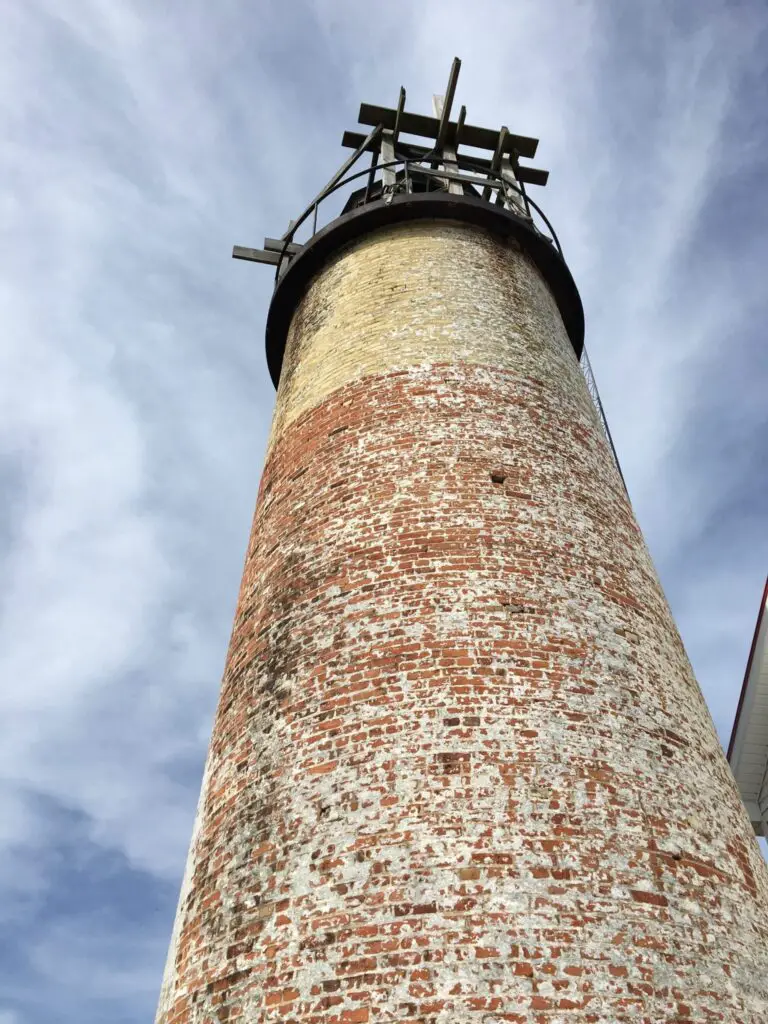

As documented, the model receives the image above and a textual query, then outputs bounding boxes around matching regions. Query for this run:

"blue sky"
[0,2,767,1021]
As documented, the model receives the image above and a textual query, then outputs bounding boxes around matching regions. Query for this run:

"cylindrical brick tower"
[156,65,768,1023]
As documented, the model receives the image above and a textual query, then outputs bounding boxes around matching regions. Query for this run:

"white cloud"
[28,911,165,1002]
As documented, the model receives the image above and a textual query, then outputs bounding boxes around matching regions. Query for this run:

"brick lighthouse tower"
[156,61,768,1022]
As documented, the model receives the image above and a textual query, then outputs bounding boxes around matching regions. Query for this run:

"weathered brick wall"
[156,221,768,1023]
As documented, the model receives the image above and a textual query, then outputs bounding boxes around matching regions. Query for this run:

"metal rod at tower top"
[158,58,768,1024]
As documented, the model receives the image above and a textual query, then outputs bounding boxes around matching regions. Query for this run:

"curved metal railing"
[272,156,563,284]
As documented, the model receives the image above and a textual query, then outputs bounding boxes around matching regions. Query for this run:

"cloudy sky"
[0,1,767,1020]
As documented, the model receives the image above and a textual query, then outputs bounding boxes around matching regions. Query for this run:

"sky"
[0,1,767,1021]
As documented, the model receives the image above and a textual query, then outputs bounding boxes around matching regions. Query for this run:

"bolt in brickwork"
[156,221,768,1023]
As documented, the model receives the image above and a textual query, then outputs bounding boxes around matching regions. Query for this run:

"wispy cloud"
[0,0,766,1019]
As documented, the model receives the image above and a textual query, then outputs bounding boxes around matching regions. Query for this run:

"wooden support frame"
[432,94,463,195]
[436,57,461,152]
[380,129,397,189]
[264,237,303,255]
[233,245,281,266]
[392,87,406,144]
[497,153,528,217]
[357,103,538,159]
[455,104,467,146]
[340,131,549,185]
[482,126,509,202]
[234,55,559,290]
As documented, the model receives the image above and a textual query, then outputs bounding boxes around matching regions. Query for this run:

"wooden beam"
[232,245,281,266]
[455,104,466,145]
[263,237,303,255]
[482,126,508,201]
[392,87,406,144]
[363,147,378,204]
[497,153,527,217]
[341,131,548,184]
[436,57,461,151]
[358,102,538,158]
[517,165,548,186]
[490,127,508,173]
[432,93,462,195]
[381,129,397,189]
[420,167,502,191]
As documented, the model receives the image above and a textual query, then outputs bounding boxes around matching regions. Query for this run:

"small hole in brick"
[502,601,525,614]
[491,471,506,485]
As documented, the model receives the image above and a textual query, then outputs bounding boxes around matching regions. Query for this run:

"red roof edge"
[727,574,768,761]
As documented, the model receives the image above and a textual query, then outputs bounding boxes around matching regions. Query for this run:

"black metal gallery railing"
[269,156,562,284]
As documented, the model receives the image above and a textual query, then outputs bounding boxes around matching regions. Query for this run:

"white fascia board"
[728,577,768,836]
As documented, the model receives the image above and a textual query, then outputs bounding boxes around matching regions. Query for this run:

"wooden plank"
[482,127,508,201]
[455,104,466,144]
[442,144,463,194]
[343,129,392,152]
[344,165,500,204]
[429,167,501,191]
[432,94,463,195]
[359,104,439,143]
[364,147,378,204]
[499,153,528,217]
[232,245,281,265]
[381,129,397,189]
[392,87,406,144]
[358,102,538,158]
[341,131,549,185]
[436,57,461,150]
[518,166,549,186]
[263,237,303,255]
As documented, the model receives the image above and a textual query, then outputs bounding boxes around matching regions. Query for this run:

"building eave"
[728,575,768,836]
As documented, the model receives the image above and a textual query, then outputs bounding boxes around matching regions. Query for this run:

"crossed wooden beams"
[234,57,550,271]
[343,60,547,184]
